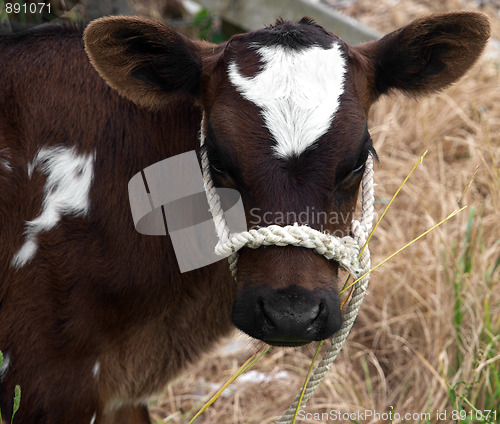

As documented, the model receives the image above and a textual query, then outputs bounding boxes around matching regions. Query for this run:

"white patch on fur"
[90,413,96,424]
[12,146,95,268]
[228,42,346,158]
[11,239,38,269]
[27,161,35,178]
[0,353,11,383]
[1,160,12,172]
[93,361,100,379]
[0,149,12,172]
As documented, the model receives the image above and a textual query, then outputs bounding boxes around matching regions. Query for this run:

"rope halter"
[199,113,375,421]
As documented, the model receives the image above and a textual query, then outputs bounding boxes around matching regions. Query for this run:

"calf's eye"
[210,164,237,188]
[352,162,366,175]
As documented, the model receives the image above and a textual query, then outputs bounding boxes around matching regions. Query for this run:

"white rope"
[199,114,374,423]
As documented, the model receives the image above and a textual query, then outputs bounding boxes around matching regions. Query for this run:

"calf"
[0,12,489,423]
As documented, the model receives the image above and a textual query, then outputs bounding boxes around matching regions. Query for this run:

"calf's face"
[204,22,373,345]
[84,13,489,346]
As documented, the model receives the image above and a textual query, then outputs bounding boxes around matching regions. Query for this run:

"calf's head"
[84,13,489,346]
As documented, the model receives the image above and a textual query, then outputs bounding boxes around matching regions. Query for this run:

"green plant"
[443,208,500,421]
[192,8,225,44]
[448,379,498,424]
[3,1,28,24]
[0,2,9,24]
[451,207,476,367]
[0,352,21,424]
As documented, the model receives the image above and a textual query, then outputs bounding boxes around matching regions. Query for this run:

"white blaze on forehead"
[12,146,94,268]
[228,42,346,158]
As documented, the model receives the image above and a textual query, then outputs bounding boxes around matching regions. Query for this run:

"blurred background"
[2,1,499,423]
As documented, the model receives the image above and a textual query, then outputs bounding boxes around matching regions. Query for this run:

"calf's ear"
[354,12,491,101]
[84,17,202,109]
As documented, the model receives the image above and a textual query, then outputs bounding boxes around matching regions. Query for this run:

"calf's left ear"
[84,17,202,109]
[354,12,491,101]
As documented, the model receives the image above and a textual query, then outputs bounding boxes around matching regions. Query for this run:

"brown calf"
[0,12,489,423]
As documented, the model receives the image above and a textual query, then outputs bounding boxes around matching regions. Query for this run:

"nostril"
[309,301,324,325]
[258,297,276,328]
[307,301,327,333]
[305,304,320,324]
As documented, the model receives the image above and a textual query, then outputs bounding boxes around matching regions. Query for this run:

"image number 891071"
[4,2,51,15]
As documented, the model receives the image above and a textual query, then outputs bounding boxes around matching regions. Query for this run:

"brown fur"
[0,24,232,424]
[0,13,489,423]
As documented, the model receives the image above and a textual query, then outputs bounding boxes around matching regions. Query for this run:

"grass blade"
[359,150,428,259]
[290,341,324,424]
[342,150,428,294]
[188,346,272,423]
[342,207,467,294]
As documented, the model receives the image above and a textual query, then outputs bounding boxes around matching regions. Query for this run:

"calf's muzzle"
[231,284,342,347]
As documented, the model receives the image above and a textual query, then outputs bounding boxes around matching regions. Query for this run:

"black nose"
[231,285,342,347]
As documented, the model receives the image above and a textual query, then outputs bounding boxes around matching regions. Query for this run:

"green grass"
[443,207,500,423]
[0,1,9,24]
[2,1,28,24]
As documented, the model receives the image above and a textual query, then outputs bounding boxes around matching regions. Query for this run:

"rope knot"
[214,224,364,277]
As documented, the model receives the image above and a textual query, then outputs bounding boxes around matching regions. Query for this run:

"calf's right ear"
[84,17,202,109]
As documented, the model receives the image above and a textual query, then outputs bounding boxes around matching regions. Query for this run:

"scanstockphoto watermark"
[297,408,498,423]
[297,409,425,423]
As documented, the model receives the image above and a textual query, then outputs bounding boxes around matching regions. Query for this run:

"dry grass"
[150,1,500,423]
